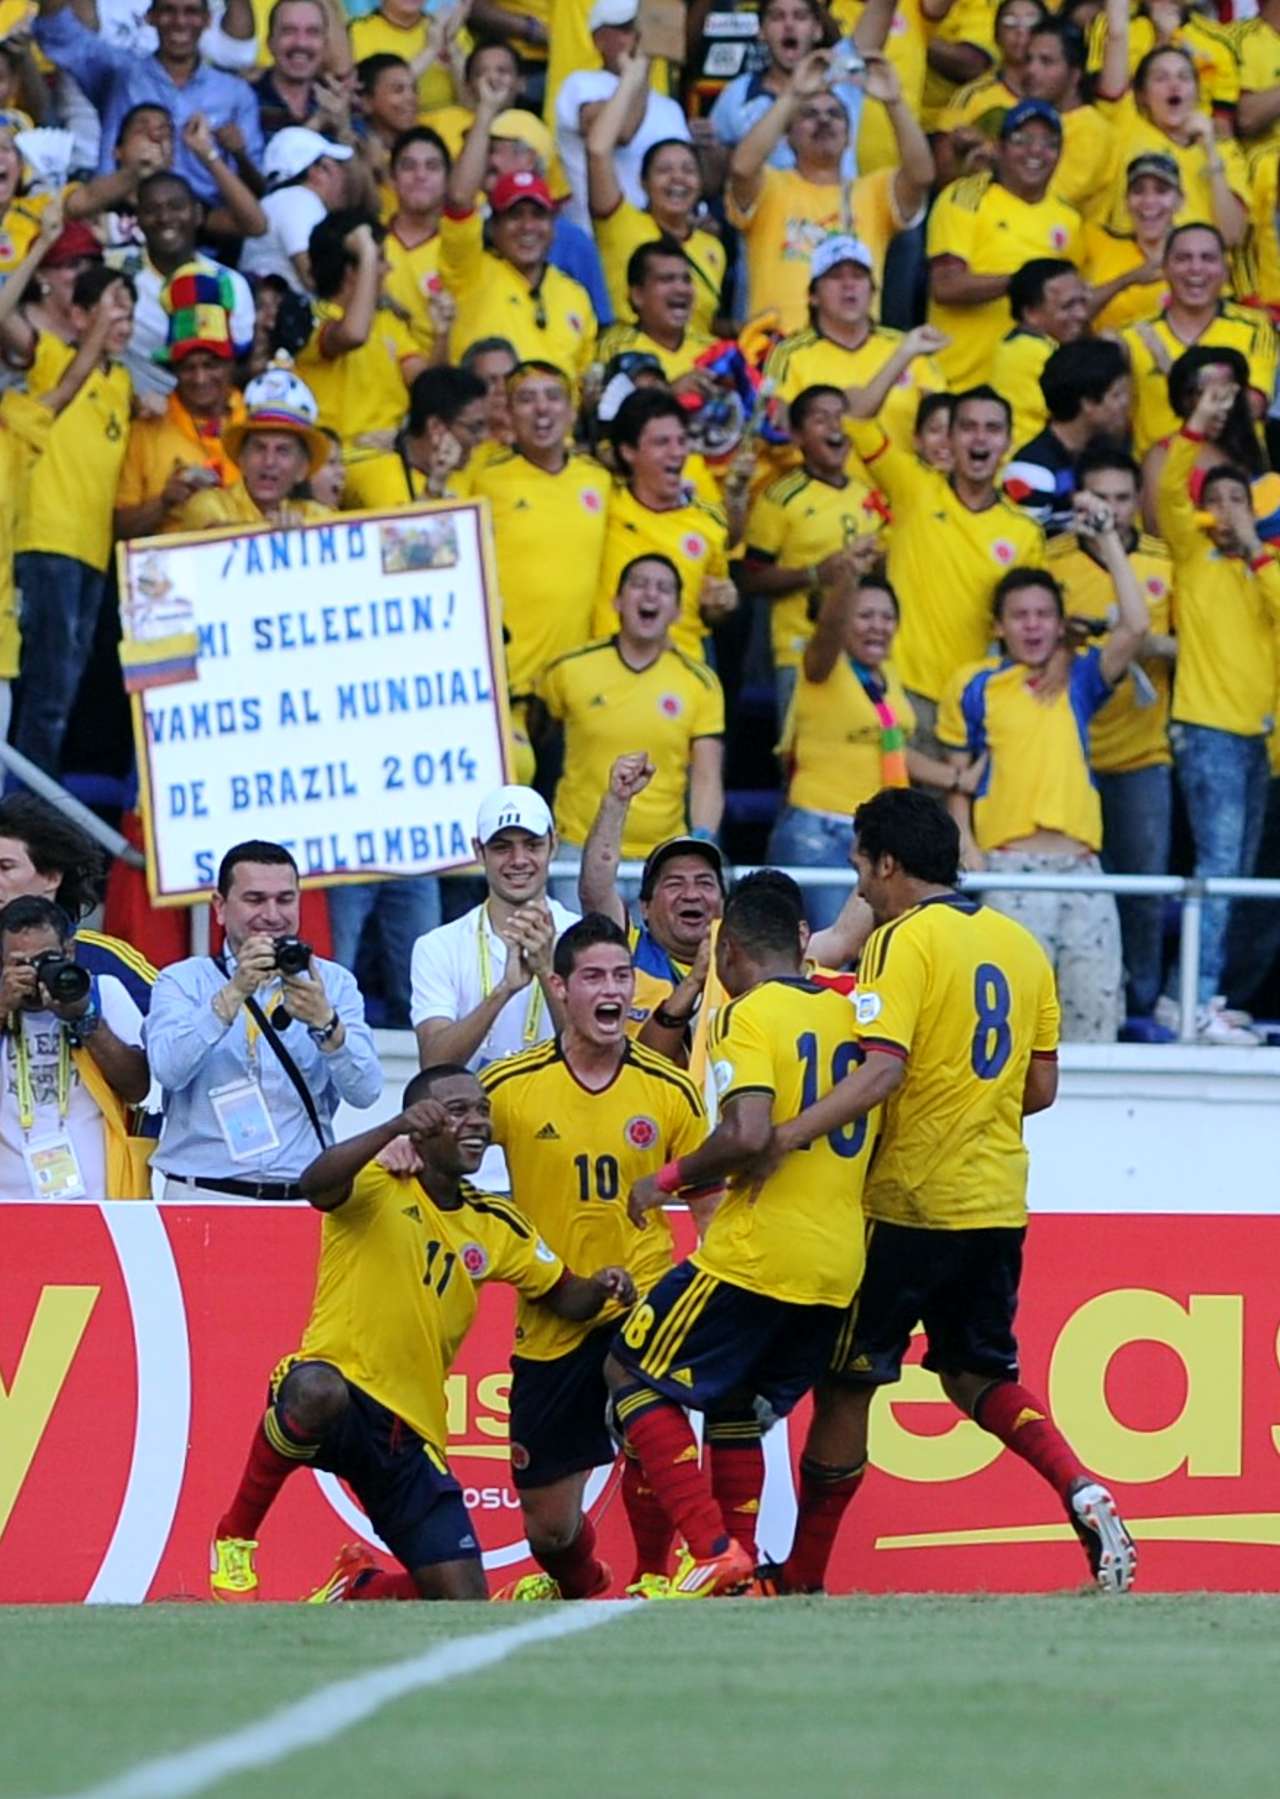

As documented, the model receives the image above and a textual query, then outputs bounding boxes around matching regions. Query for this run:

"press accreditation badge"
[210,1079,281,1162]
[23,1133,87,1200]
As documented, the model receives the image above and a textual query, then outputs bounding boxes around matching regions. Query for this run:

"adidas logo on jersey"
[401,1204,423,1223]
[670,1367,694,1388]
[536,1121,560,1139]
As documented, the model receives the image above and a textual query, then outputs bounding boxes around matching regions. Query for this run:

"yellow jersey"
[1235,145,1280,311]
[763,322,945,455]
[937,648,1115,850]
[938,69,1018,132]
[349,10,462,113]
[594,200,725,340]
[727,165,909,333]
[1053,103,1119,222]
[1048,531,1174,774]
[920,0,998,128]
[297,1169,564,1458]
[696,976,876,1307]
[1237,16,1280,155]
[440,207,596,383]
[1088,8,1240,110]
[1157,429,1280,737]
[173,485,332,531]
[597,319,714,383]
[18,334,130,572]
[854,892,1059,1229]
[926,173,1083,388]
[469,447,609,698]
[991,327,1053,451]
[0,391,53,677]
[1117,302,1279,459]
[831,0,928,173]
[784,656,915,816]
[538,635,724,852]
[593,481,731,661]
[744,466,886,672]
[0,191,56,275]
[114,390,242,522]
[294,300,418,484]
[1094,97,1250,238]
[851,421,1046,701]
[384,225,443,358]
[1080,222,1168,333]
[481,1036,706,1359]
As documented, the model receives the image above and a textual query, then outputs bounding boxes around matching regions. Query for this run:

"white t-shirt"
[554,72,692,233]
[410,897,579,1188]
[240,186,327,295]
[0,976,144,1200]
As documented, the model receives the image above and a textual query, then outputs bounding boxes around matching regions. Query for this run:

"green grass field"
[5,1597,1278,1799]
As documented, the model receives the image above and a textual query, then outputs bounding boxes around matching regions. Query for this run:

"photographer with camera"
[146,840,381,1200]
[0,896,149,1200]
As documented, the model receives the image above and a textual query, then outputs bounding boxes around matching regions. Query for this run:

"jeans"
[14,552,107,774]
[327,878,442,1029]
[1170,723,1269,1003]
[767,805,854,932]
[1223,775,1280,1011]
[1095,763,1173,1017]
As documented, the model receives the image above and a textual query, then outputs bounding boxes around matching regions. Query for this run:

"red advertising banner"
[2,1202,1278,1602]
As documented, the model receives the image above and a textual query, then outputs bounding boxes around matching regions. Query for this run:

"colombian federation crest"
[625,1115,659,1150]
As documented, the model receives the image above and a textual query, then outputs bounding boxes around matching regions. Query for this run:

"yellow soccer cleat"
[209,1536,259,1603]
[651,1540,754,1600]
[625,1572,674,1599]
[490,1572,563,1602]
[304,1542,378,1604]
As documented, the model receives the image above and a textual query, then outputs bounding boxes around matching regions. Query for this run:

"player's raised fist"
[591,1266,638,1306]
[609,751,656,801]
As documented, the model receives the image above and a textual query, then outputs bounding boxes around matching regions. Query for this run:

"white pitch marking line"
[47,1602,641,1799]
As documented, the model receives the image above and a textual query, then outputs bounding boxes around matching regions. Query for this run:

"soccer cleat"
[625,1572,674,1599]
[1069,1483,1137,1594]
[652,1539,754,1600]
[490,1572,563,1603]
[743,1560,789,1598]
[304,1542,380,1604]
[209,1536,259,1603]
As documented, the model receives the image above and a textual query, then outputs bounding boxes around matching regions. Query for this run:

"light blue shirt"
[145,952,382,1182]
[709,69,862,178]
[35,9,264,204]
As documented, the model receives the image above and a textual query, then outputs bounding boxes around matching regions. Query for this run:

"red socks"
[973,1382,1088,1501]
[617,1391,728,1560]
[706,1416,764,1564]
[534,1513,610,1599]
[347,1569,419,1601]
[782,1456,866,1594]
[217,1408,317,1542]
[621,1451,675,1582]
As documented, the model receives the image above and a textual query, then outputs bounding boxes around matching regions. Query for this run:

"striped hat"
[160,261,235,362]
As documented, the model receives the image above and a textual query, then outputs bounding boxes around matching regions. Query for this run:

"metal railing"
[551,860,1280,1047]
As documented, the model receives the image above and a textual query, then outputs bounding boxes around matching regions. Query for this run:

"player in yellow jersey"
[751,790,1137,1596]
[608,871,878,1598]
[480,913,708,1600]
[209,1066,635,1604]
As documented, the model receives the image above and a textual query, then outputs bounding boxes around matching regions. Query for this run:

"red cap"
[42,221,104,269]
[489,169,555,214]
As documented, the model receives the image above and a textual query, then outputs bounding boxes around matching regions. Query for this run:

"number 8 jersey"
[696,977,879,1310]
[854,893,1060,1230]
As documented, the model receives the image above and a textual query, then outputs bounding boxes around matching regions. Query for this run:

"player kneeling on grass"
[606,871,880,1598]
[209,1067,635,1604]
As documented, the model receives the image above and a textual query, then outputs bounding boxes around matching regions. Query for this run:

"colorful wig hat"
[159,260,236,363]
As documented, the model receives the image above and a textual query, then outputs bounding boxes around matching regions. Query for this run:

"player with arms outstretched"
[609,872,879,1598]
[755,788,1137,1596]
[481,914,709,1600]
[208,1067,634,1604]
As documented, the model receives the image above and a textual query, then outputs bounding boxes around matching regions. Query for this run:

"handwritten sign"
[122,501,512,904]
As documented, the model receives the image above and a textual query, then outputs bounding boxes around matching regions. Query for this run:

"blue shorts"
[509,1323,617,1491]
[278,1363,481,1572]
[829,1221,1024,1386]
[610,1260,844,1420]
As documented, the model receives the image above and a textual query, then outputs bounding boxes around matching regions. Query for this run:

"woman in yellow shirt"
[768,566,982,928]
[1139,345,1280,535]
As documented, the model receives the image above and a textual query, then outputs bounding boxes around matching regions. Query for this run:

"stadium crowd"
[0,0,1278,1058]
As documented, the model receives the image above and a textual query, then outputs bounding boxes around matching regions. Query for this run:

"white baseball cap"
[588,0,638,31]
[263,126,354,188]
[809,234,875,284]
[476,785,554,844]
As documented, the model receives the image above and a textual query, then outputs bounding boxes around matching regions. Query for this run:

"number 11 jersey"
[854,894,1060,1230]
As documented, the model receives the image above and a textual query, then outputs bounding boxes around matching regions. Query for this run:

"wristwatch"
[654,1003,694,1030]
[66,995,102,1046]
[308,1011,342,1044]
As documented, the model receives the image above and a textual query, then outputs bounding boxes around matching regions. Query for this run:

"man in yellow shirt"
[1022,16,1116,220]
[538,552,725,868]
[593,387,737,661]
[174,364,335,531]
[726,47,934,331]
[751,788,1134,1600]
[383,126,451,357]
[14,266,134,777]
[763,233,947,453]
[597,237,712,382]
[927,97,1083,388]
[1155,382,1280,1035]
[938,507,1150,1041]
[1117,223,1279,458]
[1236,2,1280,155]
[991,255,1089,449]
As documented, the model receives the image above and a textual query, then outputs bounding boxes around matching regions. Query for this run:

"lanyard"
[477,907,543,1047]
[13,1021,72,1133]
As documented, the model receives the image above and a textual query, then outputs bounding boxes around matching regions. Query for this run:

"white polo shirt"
[554,71,692,233]
[410,897,580,1187]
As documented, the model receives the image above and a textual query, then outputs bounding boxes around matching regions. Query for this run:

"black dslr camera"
[273,936,314,977]
[33,951,92,1005]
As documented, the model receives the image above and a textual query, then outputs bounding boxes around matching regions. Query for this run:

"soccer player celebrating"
[608,872,879,1598]
[208,1067,635,1604]
[481,914,708,1600]
[753,789,1137,1596]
